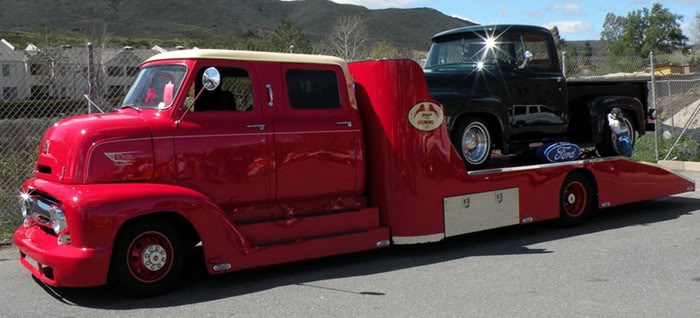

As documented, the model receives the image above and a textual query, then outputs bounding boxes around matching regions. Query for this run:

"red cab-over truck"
[14,49,695,297]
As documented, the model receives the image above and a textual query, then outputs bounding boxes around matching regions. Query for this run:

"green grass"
[632,132,700,162]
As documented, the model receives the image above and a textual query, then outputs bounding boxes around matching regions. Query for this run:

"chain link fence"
[563,52,700,163]
[2,39,700,251]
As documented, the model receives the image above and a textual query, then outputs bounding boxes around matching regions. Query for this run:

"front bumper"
[13,226,111,287]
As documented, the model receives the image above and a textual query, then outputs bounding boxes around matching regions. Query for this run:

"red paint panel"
[592,159,694,208]
[274,63,362,201]
[237,207,380,245]
[84,138,154,183]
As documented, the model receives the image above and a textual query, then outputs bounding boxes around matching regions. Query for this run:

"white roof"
[144,49,347,68]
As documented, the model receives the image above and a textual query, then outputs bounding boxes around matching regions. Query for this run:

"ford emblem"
[536,142,581,163]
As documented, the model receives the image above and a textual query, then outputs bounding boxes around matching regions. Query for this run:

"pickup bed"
[423,24,654,168]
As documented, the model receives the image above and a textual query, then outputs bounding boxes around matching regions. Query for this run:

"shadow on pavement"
[35,195,700,309]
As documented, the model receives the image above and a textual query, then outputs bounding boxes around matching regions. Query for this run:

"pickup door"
[506,29,568,143]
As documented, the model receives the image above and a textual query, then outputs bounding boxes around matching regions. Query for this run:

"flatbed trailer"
[13,53,694,297]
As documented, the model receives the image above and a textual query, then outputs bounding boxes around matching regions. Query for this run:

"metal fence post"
[562,51,566,78]
[667,78,673,136]
[650,51,658,163]
[87,42,94,114]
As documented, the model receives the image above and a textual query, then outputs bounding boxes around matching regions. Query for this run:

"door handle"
[265,84,273,107]
[336,121,352,127]
[247,124,265,131]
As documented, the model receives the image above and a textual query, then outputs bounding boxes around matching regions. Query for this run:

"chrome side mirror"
[176,67,221,126]
[202,67,221,91]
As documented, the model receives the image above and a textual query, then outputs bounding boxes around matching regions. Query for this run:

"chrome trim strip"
[468,156,624,176]
[392,233,445,245]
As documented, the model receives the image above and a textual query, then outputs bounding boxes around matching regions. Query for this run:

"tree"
[328,15,368,61]
[600,13,625,43]
[269,20,312,53]
[368,41,399,59]
[606,3,688,57]
[583,41,593,57]
[549,26,566,52]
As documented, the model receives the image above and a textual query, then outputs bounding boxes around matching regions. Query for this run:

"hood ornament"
[43,140,50,154]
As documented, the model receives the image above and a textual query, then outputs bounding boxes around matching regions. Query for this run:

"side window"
[193,66,253,112]
[515,32,555,71]
[286,69,341,109]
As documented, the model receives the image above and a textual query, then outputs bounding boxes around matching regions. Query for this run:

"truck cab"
[423,24,650,168]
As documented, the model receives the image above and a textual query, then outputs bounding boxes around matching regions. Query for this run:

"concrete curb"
[657,160,700,171]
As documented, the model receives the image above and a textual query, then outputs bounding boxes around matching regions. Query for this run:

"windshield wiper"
[120,104,141,112]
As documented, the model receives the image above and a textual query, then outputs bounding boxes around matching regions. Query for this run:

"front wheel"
[108,220,185,297]
[453,116,492,168]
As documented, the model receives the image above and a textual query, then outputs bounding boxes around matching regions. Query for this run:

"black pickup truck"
[423,24,655,168]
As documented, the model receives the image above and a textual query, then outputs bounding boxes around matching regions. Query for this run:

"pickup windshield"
[122,65,187,109]
[424,33,519,69]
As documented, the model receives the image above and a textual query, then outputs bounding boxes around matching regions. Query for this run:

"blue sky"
[326,0,699,42]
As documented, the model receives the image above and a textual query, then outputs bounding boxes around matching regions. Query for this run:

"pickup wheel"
[453,116,492,168]
[108,220,184,297]
[559,172,595,226]
[597,110,636,157]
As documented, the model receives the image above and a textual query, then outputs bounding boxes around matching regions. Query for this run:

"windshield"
[122,64,187,109]
[424,33,519,69]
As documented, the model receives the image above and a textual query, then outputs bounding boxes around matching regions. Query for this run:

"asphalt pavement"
[1,171,699,318]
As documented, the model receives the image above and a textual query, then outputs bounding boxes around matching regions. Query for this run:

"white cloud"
[548,2,582,15]
[543,20,593,35]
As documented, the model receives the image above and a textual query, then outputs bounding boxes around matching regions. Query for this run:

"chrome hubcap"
[568,193,576,204]
[142,244,168,271]
[462,124,489,164]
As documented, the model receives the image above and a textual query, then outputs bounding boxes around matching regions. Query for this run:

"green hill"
[0,0,476,51]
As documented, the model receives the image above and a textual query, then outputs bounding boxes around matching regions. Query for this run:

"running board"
[237,207,381,246]
[231,227,390,271]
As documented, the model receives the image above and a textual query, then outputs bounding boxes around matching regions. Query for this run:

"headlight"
[21,200,29,217]
[51,207,67,234]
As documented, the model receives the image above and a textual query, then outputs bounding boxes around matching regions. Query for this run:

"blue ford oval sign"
[536,142,581,163]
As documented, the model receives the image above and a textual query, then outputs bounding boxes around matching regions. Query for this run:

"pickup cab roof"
[431,24,551,42]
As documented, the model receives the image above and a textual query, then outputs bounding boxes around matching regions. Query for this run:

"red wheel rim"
[126,231,174,283]
[563,181,587,218]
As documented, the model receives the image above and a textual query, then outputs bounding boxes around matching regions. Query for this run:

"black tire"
[559,172,595,226]
[597,110,636,157]
[108,220,185,297]
[452,116,492,169]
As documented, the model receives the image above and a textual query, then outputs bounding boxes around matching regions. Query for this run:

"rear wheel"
[597,110,636,157]
[453,116,492,168]
[108,220,184,297]
[559,172,595,226]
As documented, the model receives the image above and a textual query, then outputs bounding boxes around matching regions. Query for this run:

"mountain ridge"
[0,0,477,51]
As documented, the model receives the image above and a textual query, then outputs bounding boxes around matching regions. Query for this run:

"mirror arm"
[175,86,207,126]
